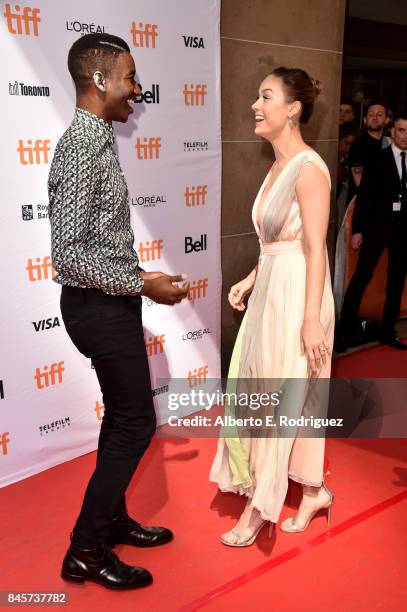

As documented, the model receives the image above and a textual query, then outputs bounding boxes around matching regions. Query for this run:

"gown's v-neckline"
[254,149,312,236]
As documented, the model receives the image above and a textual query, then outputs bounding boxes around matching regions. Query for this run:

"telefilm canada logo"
[9,81,50,97]
[184,141,208,153]
[131,194,166,208]
[21,204,48,221]
[39,417,70,436]
[66,20,105,35]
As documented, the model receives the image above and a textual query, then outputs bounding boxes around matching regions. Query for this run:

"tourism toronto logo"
[9,81,49,96]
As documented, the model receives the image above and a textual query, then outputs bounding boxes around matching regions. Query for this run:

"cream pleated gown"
[210,149,335,523]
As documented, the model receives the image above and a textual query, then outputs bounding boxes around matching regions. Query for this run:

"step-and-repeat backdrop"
[0,0,221,486]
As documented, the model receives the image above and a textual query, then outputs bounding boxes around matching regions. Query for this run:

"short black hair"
[340,96,355,109]
[339,121,359,140]
[68,33,130,91]
[365,100,387,114]
[393,110,407,123]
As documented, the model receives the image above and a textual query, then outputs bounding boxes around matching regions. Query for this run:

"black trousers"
[341,223,407,336]
[60,286,156,548]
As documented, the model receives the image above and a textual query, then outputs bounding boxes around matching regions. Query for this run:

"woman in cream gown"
[210,67,335,546]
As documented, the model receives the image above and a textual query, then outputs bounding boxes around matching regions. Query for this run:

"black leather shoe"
[380,335,407,350]
[108,516,174,548]
[61,544,152,590]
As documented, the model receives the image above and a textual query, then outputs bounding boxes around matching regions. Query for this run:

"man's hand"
[351,233,363,250]
[140,274,189,305]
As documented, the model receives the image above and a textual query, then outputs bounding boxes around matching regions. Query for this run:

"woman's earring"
[288,116,294,128]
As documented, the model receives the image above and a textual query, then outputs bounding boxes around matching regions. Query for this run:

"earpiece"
[93,71,106,92]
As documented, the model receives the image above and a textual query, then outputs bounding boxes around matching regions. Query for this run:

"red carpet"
[1,345,406,611]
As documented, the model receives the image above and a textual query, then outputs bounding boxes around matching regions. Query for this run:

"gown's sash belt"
[259,238,305,255]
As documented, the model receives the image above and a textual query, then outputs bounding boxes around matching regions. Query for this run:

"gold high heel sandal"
[220,521,274,547]
[280,482,334,533]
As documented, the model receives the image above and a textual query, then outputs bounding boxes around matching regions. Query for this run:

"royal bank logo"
[135,137,161,160]
[66,20,105,34]
[9,81,50,96]
[152,384,169,397]
[185,234,207,253]
[185,185,207,207]
[39,417,70,436]
[0,380,4,400]
[183,35,205,49]
[188,365,209,387]
[131,21,158,48]
[135,83,160,104]
[21,204,48,221]
[32,316,61,333]
[17,139,51,165]
[183,84,207,106]
[131,195,166,208]
[3,3,41,36]
[184,141,208,153]
[182,327,211,341]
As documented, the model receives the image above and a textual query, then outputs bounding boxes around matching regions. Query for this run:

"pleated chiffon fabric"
[210,149,335,522]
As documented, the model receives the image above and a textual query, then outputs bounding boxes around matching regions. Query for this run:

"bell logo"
[188,278,208,300]
[138,240,163,262]
[135,137,161,160]
[1,432,10,456]
[17,139,51,165]
[145,334,165,357]
[95,400,105,421]
[185,185,207,207]
[34,362,64,389]
[188,365,208,388]
[130,21,158,48]
[26,256,55,281]
[183,84,207,106]
[4,3,41,36]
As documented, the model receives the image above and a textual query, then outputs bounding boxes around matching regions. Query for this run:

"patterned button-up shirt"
[48,107,143,295]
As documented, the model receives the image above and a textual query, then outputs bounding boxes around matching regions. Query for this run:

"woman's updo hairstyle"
[270,67,322,125]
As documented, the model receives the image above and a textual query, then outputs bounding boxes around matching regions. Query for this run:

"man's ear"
[93,71,106,92]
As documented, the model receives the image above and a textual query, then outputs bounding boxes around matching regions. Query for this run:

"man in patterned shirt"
[48,33,189,590]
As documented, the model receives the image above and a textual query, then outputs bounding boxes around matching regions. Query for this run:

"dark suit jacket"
[352,145,406,235]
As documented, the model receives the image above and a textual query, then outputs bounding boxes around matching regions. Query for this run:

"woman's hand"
[300,317,330,374]
[228,274,255,311]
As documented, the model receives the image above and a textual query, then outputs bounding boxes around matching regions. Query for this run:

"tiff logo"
[183,83,207,106]
[185,185,207,207]
[17,139,51,165]
[1,432,10,456]
[34,361,65,389]
[95,400,105,421]
[138,240,163,262]
[135,137,161,160]
[26,256,54,281]
[3,3,41,36]
[131,21,158,48]
[188,365,209,388]
[145,335,165,357]
[188,278,208,300]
